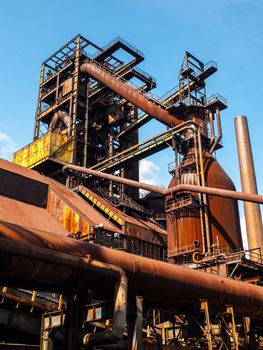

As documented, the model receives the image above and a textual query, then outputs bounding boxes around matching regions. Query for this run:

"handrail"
[206,93,228,106]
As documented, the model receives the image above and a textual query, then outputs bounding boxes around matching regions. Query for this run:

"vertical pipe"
[234,115,263,253]
[209,111,215,144]
[197,128,211,252]
[194,130,206,253]
[109,133,114,196]
[71,36,81,164]
[83,78,90,168]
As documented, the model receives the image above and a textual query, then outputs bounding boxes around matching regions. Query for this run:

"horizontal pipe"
[1,221,263,319]
[64,164,165,195]
[80,62,180,128]
[170,183,263,204]
[63,164,263,204]
[0,226,121,291]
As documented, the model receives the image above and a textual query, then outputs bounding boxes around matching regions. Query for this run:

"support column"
[234,116,263,253]
[65,293,81,350]
[200,300,213,350]
[127,296,143,350]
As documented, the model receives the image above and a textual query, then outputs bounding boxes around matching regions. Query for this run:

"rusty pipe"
[49,110,72,131]
[193,130,206,256]
[82,269,127,348]
[197,127,211,252]
[1,221,263,319]
[64,164,166,195]
[63,164,263,204]
[80,62,180,128]
[0,225,122,291]
[235,116,263,252]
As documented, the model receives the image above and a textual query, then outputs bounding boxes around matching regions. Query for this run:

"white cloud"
[240,216,248,250]
[139,159,164,197]
[0,131,18,160]
[240,215,263,251]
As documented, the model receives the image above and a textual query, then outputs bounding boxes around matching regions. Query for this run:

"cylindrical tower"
[235,115,263,252]
[166,150,243,260]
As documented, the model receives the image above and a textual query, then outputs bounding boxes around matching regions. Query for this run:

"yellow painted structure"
[78,186,124,226]
[13,132,73,168]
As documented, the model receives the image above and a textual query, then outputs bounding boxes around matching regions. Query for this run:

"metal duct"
[235,116,263,252]
[80,62,180,128]
[49,110,72,131]
[1,221,263,319]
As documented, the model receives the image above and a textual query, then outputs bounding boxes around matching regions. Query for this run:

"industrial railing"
[206,93,228,107]
[91,36,145,61]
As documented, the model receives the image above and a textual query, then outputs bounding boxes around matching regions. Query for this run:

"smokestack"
[234,115,263,253]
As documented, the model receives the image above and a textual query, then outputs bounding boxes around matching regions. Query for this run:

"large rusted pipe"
[1,221,263,319]
[63,164,263,204]
[80,62,180,128]
[235,116,263,252]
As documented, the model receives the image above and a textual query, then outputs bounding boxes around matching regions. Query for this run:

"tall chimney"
[234,115,263,253]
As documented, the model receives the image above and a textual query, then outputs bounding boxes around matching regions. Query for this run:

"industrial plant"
[0,34,263,349]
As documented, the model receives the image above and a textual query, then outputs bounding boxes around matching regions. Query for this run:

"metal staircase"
[93,185,152,216]
[74,185,124,227]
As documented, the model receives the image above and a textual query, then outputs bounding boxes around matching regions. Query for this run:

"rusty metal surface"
[204,151,242,249]
[63,160,245,253]
[80,62,181,128]
[1,221,263,319]
[235,116,263,252]
[0,159,50,185]
[0,159,122,235]
[0,168,48,208]
[0,195,68,236]
[167,151,242,255]
[47,182,121,235]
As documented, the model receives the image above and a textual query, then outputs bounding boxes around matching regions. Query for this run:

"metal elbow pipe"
[82,267,127,348]
[49,110,72,131]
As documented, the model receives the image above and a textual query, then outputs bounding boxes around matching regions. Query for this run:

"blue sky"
[0,0,262,203]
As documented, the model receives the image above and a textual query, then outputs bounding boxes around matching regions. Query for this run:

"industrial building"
[0,34,263,349]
